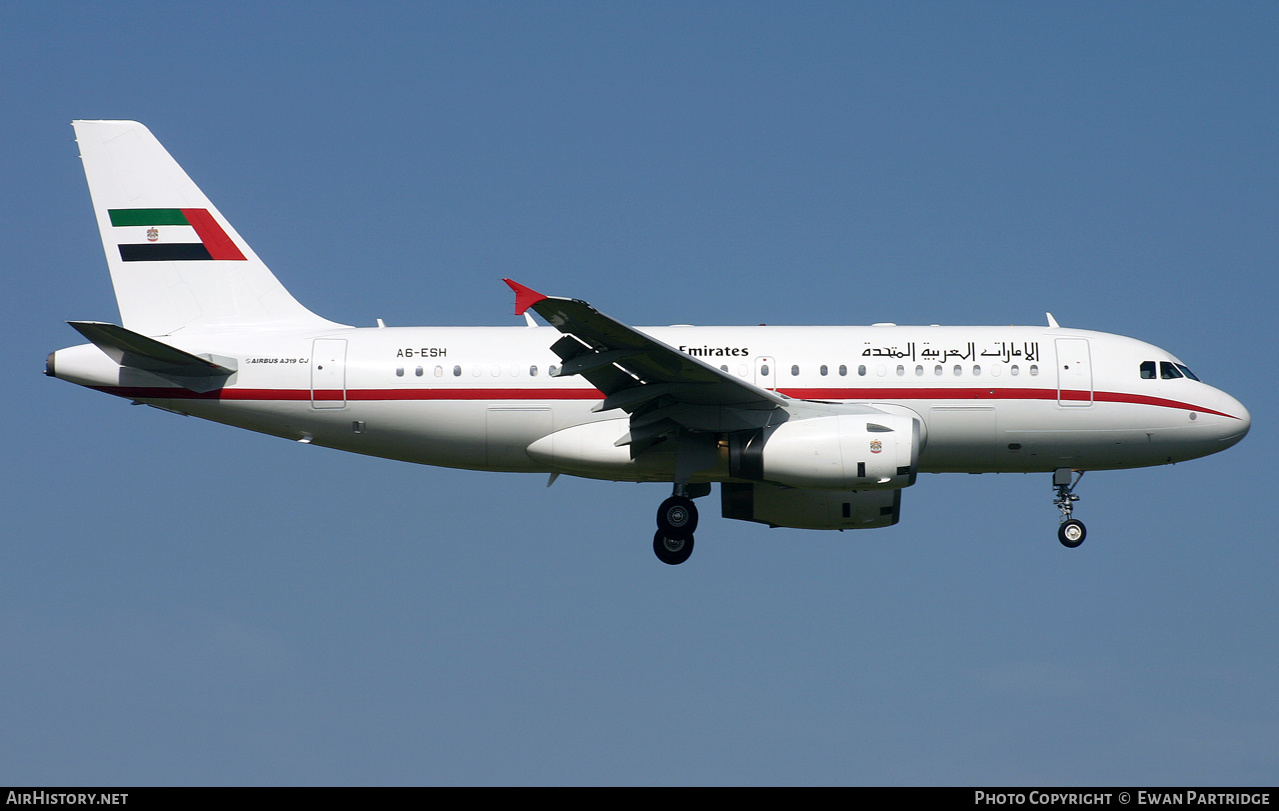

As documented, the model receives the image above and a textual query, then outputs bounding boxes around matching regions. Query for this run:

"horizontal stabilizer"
[68,321,235,393]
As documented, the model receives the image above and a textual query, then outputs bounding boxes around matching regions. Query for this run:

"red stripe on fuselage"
[87,385,1242,419]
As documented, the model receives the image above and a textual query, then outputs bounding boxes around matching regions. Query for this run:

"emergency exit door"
[311,338,347,409]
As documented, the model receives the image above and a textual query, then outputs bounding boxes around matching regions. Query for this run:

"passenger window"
[839,365,847,376]
[934,365,943,376]
[820,365,828,376]
[415,366,423,377]
[953,365,962,376]
[896,365,905,376]
[530,365,538,377]
[973,365,981,376]
[1140,361,1156,379]
[453,365,462,377]
[857,365,866,376]
[1160,361,1183,379]
[1029,365,1039,376]
[549,365,559,376]
[915,365,924,376]
[395,366,404,377]
[434,366,443,377]
[791,365,800,376]
[1010,365,1020,376]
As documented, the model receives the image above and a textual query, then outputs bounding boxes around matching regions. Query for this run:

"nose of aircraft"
[1215,390,1251,448]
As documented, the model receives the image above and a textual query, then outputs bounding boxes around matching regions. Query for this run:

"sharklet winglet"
[503,279,548,316]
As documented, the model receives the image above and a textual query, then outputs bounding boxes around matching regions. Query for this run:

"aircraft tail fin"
[72,120,342,336]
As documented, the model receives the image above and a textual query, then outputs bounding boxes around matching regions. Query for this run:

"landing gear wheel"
[1058,519,1086,548]
[1052,469,1087,549]
[657,496,698,535]
[653,530,694,565]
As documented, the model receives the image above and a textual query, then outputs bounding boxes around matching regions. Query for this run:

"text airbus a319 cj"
[48,121,1251,564]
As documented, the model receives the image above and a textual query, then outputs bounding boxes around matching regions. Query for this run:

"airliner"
[47,121,1251,564]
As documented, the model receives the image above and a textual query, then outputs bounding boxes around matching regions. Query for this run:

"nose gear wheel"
[1052,469,1086,548]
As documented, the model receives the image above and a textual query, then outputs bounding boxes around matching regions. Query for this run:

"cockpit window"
[1142,360,1199,381]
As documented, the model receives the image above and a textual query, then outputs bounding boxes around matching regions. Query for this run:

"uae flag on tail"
[109,208,247,262]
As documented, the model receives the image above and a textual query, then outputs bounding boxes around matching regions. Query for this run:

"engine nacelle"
[722,482,901,530]
[729,413,919,490]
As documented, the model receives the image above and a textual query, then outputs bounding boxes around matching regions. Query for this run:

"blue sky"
[2,2,1275,785]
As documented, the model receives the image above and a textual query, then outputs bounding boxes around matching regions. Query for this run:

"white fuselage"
[50,322,1251,481]
[54,120,1253,557]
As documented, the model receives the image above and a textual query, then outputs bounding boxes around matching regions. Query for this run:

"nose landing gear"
[1053,468,1086,548]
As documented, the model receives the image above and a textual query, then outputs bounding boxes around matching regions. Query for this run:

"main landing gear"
[653,485,704,565]
[1053,468,1087,548]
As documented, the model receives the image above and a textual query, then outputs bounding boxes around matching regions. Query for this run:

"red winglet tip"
[503,278,547,315]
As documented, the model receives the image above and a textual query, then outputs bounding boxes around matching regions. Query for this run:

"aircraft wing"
[504,280,788,441]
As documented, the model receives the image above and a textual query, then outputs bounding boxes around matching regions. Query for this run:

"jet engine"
[728,413,920,491]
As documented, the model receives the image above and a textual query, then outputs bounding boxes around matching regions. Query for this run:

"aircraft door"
[755,356,776,390]
[311,338,347,409]
[1055,338,1093,407]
